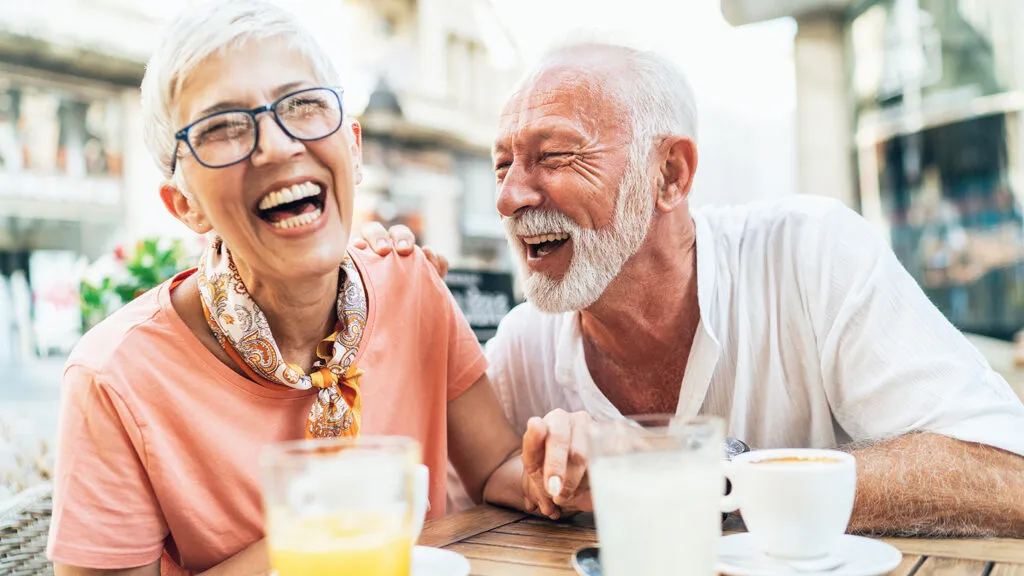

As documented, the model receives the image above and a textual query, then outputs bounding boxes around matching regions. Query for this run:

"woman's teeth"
[270,208,322,229]
[258,181,321,211]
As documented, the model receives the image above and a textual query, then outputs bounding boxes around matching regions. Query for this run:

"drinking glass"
[260,436,419,576]
[589,415,726,576]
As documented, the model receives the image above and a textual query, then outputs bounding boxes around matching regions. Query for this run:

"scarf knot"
[309,367,337,390]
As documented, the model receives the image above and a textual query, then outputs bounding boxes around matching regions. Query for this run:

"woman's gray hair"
[524,39,698,160]
[140,0,341,181]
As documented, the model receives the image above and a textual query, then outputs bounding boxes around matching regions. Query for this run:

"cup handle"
[411,464,430,544]
[721,460,739,513]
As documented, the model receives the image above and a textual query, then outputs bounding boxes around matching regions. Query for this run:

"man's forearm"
[846,432,1024,537]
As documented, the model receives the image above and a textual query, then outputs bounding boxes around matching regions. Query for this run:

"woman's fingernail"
[397,240,410,250]
[547,476,562,498]
[376,239,389,251]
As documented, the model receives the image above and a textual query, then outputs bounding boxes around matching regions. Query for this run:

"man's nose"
[496,161,544,217]
[249,114,304,166]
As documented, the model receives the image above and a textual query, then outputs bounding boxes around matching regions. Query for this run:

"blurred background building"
[724,0,1024,340]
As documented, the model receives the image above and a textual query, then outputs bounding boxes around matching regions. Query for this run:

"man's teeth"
[522,233,570,245]
[270,208,323,229]
[258,181,321,211]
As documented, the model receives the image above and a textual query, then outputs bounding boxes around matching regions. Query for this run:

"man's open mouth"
[523,233,570,258]
[256,181,327,229]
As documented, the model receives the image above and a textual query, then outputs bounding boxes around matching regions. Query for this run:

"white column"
[793,13,857,208]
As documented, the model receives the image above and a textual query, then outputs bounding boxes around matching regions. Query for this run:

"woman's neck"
[236,261,340,372]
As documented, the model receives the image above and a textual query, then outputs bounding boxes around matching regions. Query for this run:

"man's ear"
[349,119,363,186]
[655,136,698,213]
[160,183,212,234]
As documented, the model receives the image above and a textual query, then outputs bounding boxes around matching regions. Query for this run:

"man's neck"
[580,212,701,367]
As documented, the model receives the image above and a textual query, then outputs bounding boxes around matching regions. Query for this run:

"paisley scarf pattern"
[196,236,366,438]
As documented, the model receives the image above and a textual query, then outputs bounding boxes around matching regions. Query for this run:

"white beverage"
[590,451,723,576]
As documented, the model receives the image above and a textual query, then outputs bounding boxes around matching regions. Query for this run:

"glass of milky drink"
[722,448,857,559]
[588,415,727,576]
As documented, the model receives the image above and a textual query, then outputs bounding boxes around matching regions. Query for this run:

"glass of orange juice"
[260,436,420,576]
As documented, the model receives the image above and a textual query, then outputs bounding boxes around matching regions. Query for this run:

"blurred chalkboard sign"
[445,269,515,342]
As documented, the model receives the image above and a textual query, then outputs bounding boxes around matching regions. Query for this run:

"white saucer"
[717,534,903,576]
[413,546,471,576]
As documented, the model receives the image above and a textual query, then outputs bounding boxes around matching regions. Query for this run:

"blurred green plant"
[80,238,191,329]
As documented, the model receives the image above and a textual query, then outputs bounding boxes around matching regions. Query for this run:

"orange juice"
[267,511,412,576]
[270,534,410,576]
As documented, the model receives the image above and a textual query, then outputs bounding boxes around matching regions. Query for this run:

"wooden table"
[420,506,1024,575]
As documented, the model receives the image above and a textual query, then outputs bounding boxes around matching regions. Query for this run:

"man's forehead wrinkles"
[523,87,572,108]
[504,93,595,132]
[496,71,620,152]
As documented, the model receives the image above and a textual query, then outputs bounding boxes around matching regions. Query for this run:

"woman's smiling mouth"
[256,180,327,230]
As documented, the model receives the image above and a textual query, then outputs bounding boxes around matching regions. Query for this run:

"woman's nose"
[249,114,304,166]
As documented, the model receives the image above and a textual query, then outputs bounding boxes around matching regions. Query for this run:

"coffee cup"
[721,449,856,559]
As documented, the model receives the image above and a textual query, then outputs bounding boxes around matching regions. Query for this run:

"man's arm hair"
[844,432,1024,537]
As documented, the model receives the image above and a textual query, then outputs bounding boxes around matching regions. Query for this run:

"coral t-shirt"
[47,248,486,573]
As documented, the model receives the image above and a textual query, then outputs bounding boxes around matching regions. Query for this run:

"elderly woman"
[45,2,549,574]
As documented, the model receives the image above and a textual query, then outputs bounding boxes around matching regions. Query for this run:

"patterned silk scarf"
[196,236,367,438]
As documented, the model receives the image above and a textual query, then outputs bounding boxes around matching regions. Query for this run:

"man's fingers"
[574,488,592,513]
[388,224,415,254]
[422,246,450,278]
[542,410,572,498]
[521,464,557,518]
[532,483,559,519]
[522,417,548,476]
[553,413,591,506]
[360,221,392,254]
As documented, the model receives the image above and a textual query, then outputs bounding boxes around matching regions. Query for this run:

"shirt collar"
[692,209,721,349]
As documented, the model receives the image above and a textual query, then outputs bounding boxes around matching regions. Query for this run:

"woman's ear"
[160,183,212,234]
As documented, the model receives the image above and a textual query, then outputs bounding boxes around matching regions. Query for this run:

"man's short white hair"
[525,37,698,161]
[140,0,340,180]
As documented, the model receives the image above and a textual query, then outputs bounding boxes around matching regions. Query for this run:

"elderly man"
[366,40,1024,536]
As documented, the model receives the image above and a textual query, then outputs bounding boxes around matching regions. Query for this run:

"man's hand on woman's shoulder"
[351,221,449,277]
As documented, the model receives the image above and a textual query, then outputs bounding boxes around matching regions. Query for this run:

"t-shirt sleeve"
[444,288,488,401]
[416,255,487,402]
[47,364,168,569]
[807,202,1024,456]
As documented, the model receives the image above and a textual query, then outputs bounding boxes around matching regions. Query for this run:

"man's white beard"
[503,148,654,313]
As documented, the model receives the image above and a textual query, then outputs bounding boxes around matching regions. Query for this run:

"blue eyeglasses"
[170,86,344,173]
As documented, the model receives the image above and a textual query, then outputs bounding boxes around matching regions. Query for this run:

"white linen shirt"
[484,197,1024,456]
